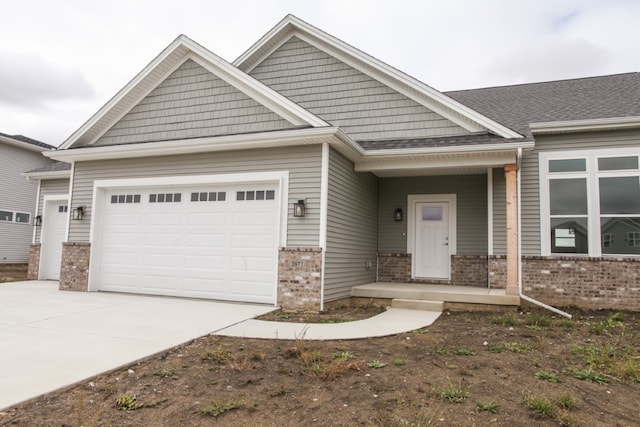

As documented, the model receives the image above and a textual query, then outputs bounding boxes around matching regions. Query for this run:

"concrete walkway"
[215,308,441,340]
[0,281,274,411]
[0,281,442,411]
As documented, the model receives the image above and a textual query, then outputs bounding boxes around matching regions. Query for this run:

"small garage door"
[97,184,279,303]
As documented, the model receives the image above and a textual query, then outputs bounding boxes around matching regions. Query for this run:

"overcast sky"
[1,0,638,146]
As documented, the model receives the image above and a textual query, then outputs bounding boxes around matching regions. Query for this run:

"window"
[110,194,141,204]
[236,190,275,201]
[149,193,181,203]
[0,210,31,224]
[190,191,226,202]
[58,205,68,213]
[0,210,14,222]
[541,149,640,256]
[15,213,30,223]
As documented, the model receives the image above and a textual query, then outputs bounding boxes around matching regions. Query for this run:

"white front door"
[40,200,68,280]
[414,202,450,279]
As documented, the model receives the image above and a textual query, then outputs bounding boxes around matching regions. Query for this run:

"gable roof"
[0,132,54,152]
[23,161,71,180]
[235,14,522,140]
[59,34,328,150]
[446,72,640,138]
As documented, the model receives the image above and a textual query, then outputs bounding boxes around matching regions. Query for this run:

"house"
[27,15,640,312]
[0,133,56,264]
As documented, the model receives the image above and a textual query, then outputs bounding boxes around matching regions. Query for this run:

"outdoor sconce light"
[33,215,42,227]
[293,199,306,217]
[72,206,84,221]
[394,208,403,222]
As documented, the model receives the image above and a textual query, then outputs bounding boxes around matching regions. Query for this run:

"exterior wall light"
[394,208,403,222]
[293,199,306,217]
[72,206,84,221]
[33,215,42,226]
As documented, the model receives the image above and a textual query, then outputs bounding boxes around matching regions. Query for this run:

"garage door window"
[190,191,226,202]
[237,190,275,201]
[150,193,182,203]
[111,194,141,204]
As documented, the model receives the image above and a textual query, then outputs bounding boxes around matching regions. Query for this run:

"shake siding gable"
[35,179,70,243]
[378,175,488,255]
[521,129,640,256]
[249,37,470,141]
[324,148,378,302]
[94,59,295,146]
[68,145,322,247]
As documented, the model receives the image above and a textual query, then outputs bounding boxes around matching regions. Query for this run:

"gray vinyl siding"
[492,168,507,255]
[378,174,488,254]
[0,143,51,263]
[34,178,70,243]
[95,59,295,146]
[68,145,322,246]
[324,148,378,302]
[521,129,640,255]
[249,37,470,141]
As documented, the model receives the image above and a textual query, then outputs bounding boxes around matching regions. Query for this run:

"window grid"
[149,193,182,203]
[190,191,226,202]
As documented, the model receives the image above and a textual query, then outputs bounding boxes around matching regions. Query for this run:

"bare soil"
[1,306,639,427]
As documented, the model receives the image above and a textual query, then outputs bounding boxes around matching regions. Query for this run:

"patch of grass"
[392,358,406,366]
[535,370,562,383]
[487,344,505,353]
[504,342,532,353]
[491,313,519,326]
[412,328,428,334]
[476,401,499,414]
[612,359,640,383]
[556,392,576,410]
[555,318,575,329]
[367,360,387,369]
[154,368,177,378]
[201,346,234,364]
[437,380,469,403]
[115,394,142,411]
[526,312,552,328]
[332,350,357,360]
[454,348,476,356]
[525,393,555,418]
[200,399,246,417]
[565,368,610,384]
[432,342,449,355]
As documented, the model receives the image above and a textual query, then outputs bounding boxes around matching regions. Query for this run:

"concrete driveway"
[0,281,275,411]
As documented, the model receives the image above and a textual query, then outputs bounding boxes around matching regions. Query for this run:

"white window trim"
[539,147,640,256]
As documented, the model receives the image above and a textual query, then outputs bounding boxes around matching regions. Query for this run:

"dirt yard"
[1,304,639,426]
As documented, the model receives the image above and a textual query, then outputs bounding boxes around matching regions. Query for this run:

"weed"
[269,386,290,397]
[491,313,519,326]
[154,368,177,378]
[526,312,552,328]
[556,410,579,427]
[525,393,555,418]
[368,360,387,369]
[201,346,234,364]
[200,399,245,417]
[437,380,469,403]
[208,365,220,372]
[613,359,640,383]
[332,350,357,360]
[250,351,266,362]
[476,401,499,413]
[556,392,575,410]
[487,344,505,353]
[115,394,142,411]
[454,348,476,356]
[565,368,610,384]
[432,342,449,355]
[504,342,531,353]
[393,358,406,366]
[300,350,323,366]
[556,319,575,329]
[412,328,428,334]
[535,371,562,383]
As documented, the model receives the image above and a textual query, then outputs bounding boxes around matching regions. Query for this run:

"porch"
[351,282,520,307]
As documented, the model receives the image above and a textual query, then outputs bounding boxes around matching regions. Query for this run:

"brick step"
[391,298,444,312]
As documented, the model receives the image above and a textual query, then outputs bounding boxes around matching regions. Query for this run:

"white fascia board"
[236,15,522,139]
[44,127,344,162]
[362,141,534,158]
[530,116,640,134]
[356,151,518,173]
[0,136,51,153]
[22,170,71,181]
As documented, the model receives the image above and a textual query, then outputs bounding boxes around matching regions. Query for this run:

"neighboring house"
[0,133,55,263]
[29,15,640,311]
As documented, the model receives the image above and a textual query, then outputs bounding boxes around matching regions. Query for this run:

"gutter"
[516,147,572,319]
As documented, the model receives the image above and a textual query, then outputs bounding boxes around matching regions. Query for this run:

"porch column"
[504,163,519,295]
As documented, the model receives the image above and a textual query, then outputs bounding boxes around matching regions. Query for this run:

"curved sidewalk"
[214,307,442,340]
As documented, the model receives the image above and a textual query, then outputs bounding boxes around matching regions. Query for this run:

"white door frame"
[39,194,69,280]
[407,194,457,280]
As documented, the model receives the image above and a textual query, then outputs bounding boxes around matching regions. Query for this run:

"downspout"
[516,148,572,318]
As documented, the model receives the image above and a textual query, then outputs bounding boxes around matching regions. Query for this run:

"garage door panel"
[99,183,278,304]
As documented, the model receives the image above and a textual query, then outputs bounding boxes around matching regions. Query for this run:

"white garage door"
[97,184,279,303]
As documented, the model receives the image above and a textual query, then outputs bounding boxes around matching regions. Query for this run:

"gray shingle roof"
[25,161,71,174]
[358,133,516,150]
[0,132,55,150]
[445,72,640,138]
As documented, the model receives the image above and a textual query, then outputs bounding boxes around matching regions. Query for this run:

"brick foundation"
[451,255,489,287]
[27,244,41,280]
[489,256,508,289]
[59,242,91,292]
[377,253,411,282]
[522,256,640,311]
[277,247,322,311]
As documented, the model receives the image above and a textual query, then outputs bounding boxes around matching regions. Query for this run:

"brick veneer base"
[377,253,411,282]
[451,255,490,287]
[27,244,41,280]
[278,247,322,311]
[59,242,91,292]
